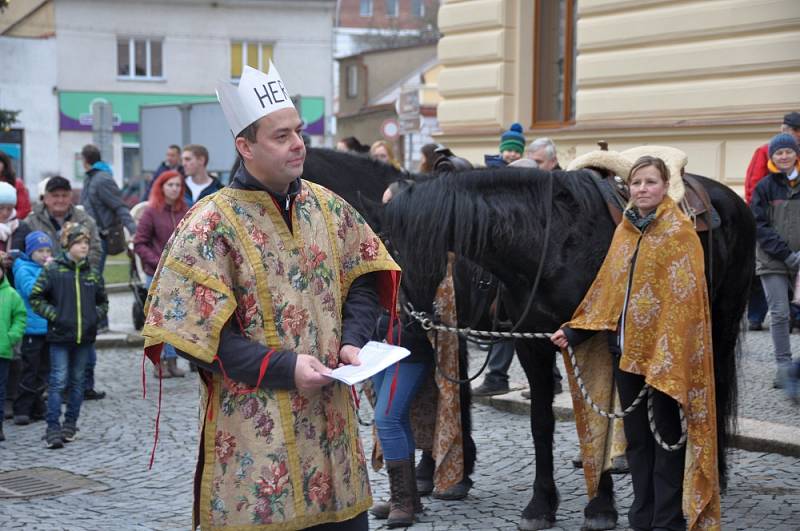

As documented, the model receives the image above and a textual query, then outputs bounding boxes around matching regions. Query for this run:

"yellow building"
[435,0,800,193]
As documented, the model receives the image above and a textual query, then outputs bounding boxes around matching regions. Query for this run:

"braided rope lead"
[406,308,687,449]
[647,386,688,452]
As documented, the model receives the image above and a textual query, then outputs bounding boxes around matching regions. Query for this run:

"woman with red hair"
[133,170,189,377]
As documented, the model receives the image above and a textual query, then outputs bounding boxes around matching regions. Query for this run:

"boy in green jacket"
[30,222,108,449]
[0,264,27,442]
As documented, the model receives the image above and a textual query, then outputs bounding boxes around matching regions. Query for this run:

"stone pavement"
[0,292,798,530]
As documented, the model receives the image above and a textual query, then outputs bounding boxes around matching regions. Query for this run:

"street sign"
[381,118,400,140]
[396,85,420,134]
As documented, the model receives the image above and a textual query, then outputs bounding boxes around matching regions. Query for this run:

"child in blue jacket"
[12,231,53,425]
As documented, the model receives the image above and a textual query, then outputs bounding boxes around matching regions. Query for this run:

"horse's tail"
[701,175,756,491]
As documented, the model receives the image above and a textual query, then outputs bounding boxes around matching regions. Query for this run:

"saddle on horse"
[568,145,721,232]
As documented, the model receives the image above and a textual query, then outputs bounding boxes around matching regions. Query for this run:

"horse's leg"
[516,339,559,530]
[458,336,477,481]
[583,471,618,530]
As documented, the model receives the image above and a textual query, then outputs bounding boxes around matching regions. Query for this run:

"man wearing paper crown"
[141,62,400,530]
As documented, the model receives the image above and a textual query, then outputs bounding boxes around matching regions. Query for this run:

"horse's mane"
[303,147,405,204]
[385,167,602,289]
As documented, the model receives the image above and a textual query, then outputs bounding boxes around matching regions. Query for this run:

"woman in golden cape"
[551,156,720,530]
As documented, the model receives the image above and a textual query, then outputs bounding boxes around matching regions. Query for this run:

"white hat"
[0,181,16,206]
[216,62,295,137]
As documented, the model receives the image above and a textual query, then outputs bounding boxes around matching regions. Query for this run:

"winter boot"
[153,359,173,379]
[371,455,424,519]
[415,450,435,495]
[386,459,416,528]
[166,358,186,378]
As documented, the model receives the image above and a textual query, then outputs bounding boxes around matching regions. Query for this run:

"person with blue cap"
[11,231,54,425]
[751,132,800,400]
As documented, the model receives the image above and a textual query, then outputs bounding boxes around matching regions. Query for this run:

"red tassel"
[143,343,164,470]
[213,349,274,396]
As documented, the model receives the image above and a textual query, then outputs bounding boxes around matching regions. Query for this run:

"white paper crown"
[216,62,295,136]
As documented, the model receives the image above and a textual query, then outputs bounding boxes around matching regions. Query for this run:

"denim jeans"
[47,343,91,429]
[0,358,10,425]
[761,273,793,366]
[748,273,768,325]
[483,340,515,387]
[372,361,430,461]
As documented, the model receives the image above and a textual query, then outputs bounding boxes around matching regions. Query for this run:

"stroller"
[129,202,149,330]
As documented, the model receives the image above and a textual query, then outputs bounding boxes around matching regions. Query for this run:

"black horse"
[383,166,754,530]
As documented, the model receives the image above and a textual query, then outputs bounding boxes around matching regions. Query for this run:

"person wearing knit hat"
[11,230,53,425]
[499,122,526,164]
[59,221,91,252]
[0,181,16,206]
[768,132,800,160]
[29,217,108,448]
[25,231,53,257]
[751,131,800,396]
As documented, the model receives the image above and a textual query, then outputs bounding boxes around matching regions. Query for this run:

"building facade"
[434,0,800,192]
[1,0,335,191]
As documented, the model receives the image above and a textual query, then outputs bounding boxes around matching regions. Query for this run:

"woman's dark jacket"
[29,253,108,345]
[133,202,190,276]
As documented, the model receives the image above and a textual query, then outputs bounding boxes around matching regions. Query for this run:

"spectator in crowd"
[13,177,103,272]
[80,144,137,275]
[751,133,800,398]
[485,123,526,167]
[133,170,189,378]
[526,137,562,170]
[182,144,223,206]
[0,261,26,441]
[337,136,370,154]
[30,222,108,449]
[144,144,185,199]
[11,231,53,425]
[0,181,21,272]
[419,143,438,173]
[370,140,403,170]
[744,112,800,331]
[0,150,31,220]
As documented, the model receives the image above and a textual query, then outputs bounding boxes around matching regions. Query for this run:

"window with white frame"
[117,38,163,79]
[412,0,425,17]
[346,64,359,99]
[230,41,274,79]
[385,0,398,17]
[360,0,373,17]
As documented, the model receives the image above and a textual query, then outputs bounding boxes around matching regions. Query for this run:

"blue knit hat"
[25,231,53,254]
[499,123,526,154]
[769,133,799,159]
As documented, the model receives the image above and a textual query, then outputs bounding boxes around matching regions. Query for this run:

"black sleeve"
[562,326,596,349]
[340,272,381,348]
[175,321,298,389]
[11,222,30,252]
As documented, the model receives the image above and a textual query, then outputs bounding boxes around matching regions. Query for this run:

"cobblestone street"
[0,294,799,530]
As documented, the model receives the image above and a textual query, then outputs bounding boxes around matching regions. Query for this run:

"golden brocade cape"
[142,182,400,530]
[372,255,467,495]
[562,196,720,530]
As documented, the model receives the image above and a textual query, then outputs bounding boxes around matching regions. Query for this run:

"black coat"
[29,253,108,345]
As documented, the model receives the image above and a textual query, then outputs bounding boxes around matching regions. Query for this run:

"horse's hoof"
[518,516,556,530]
[581,514,618,530]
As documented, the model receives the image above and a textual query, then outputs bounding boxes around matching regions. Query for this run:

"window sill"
[116,76,167,83]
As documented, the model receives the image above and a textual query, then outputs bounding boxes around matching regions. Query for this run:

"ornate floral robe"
[142,181,399,530]
[563,196,720,530]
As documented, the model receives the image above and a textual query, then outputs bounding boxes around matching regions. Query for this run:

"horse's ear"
[355,191,384,232]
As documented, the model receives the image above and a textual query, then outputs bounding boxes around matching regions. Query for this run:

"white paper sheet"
[324,341,410,386]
